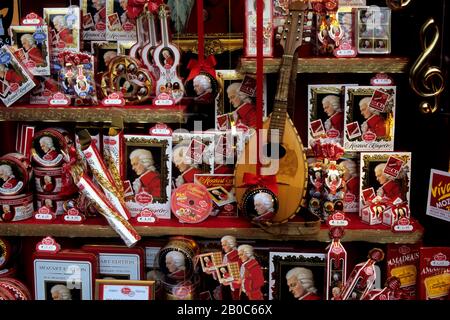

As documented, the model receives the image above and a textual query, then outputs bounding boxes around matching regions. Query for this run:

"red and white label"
[22,12,44,25]
[63,208,85,223]
[384,156,405,179]
[370,74,394,86]
[135,209,158,224]
[48,92,70,106]
[34,206,56,221]
[153,93,174,106]
[149,123,172,136]
[35,236,61,253]
[135,192,153,205]
[369,89,391,112]
[101,92,125,106]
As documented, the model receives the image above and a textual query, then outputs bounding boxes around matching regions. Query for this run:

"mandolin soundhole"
[263,143,287,160]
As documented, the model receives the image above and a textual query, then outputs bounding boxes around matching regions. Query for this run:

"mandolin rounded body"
[235,113,308,224]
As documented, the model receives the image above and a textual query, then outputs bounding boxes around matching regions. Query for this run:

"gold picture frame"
[95,279,155,300]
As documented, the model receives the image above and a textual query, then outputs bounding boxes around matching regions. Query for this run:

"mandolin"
[235,2,310,224]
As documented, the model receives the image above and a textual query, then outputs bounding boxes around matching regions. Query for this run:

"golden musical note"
[409,18,445,114]
[385,0,412,11]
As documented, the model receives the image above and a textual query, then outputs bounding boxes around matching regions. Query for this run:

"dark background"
[0,0,448,302]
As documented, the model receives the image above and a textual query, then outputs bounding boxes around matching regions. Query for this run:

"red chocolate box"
[32,249,98,300]
[418,247,450,300]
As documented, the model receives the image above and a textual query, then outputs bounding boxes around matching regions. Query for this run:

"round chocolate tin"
[241,185,279,225]
[36,193,76,216]
[157,237,199,284]
[34,166,75,195]
[0,155,30,196]
[0,193,34,222]
[0,238,11,269]
[31,129,68,168]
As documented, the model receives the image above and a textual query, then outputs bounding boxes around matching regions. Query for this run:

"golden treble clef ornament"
[409,18,445,114]
[385,0,412,11]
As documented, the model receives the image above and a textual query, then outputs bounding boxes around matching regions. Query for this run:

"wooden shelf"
[0,105,187,123]
[0,217,423,244]
[240,57,410,74]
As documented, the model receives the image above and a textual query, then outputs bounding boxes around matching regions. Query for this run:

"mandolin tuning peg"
[283,36,287,40]
[296,37,299,40]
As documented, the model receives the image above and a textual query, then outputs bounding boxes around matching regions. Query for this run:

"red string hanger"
[256,0,264,176]
[185,0,217,81]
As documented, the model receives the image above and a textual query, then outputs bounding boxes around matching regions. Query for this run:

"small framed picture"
[172,133,214,188]
[343,86,396,152]
[124,134,172,219]
[91,41,118,73]
[106,0,137,41]
[80,0,107,40]
[215,262,240,284]
[95,279,155,300]
[198,252,223,273]
[244,0,273,57]
[43,7,81,53]
[307,85,347,148]
[0,46,36,107]
[216,70,267,131]
[9,25,51,76]
[269,251,326,300]
[356,6,391,54]
[117,41,136,55]
[360,152,412,209]
[33,251,97,300]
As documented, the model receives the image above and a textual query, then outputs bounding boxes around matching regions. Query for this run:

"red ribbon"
[241,172,278,195]
[185,55,217,82]
[60,146,79,196]
[127,0,163,18]
[311,140,345,161]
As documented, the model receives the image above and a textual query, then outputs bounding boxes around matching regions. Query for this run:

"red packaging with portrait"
[194,174,237,217]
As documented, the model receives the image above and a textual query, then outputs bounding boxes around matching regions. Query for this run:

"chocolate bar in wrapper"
[386,244,420,299]
[76,173,140,247]
[103,125,125,195]
[326,227,347,300]
[338,248,384,300]
[82,139,131,220]
[419,247,450,300]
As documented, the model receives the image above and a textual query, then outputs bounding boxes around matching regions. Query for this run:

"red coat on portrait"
[327,111,344,135]
[27,47,45,65]
[2,177,18,189]
[43,149,59,161]
[137,170,161,197]
[365,114,386,137]
[181,167,203,184]
[299,292,321,300]
[43,182,54,192]
[0,69,23,94]
[380,179,403,201]
[241,258,264,300]
[194,91,214,105]
[168,269,185,281]
[58,28,74,45]
[345,176,359,196]
[235,102,257,129]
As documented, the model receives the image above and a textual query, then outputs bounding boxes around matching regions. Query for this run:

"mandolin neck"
[270,54,295,140]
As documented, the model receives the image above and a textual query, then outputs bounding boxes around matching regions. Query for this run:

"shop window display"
[0,0,448,305]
